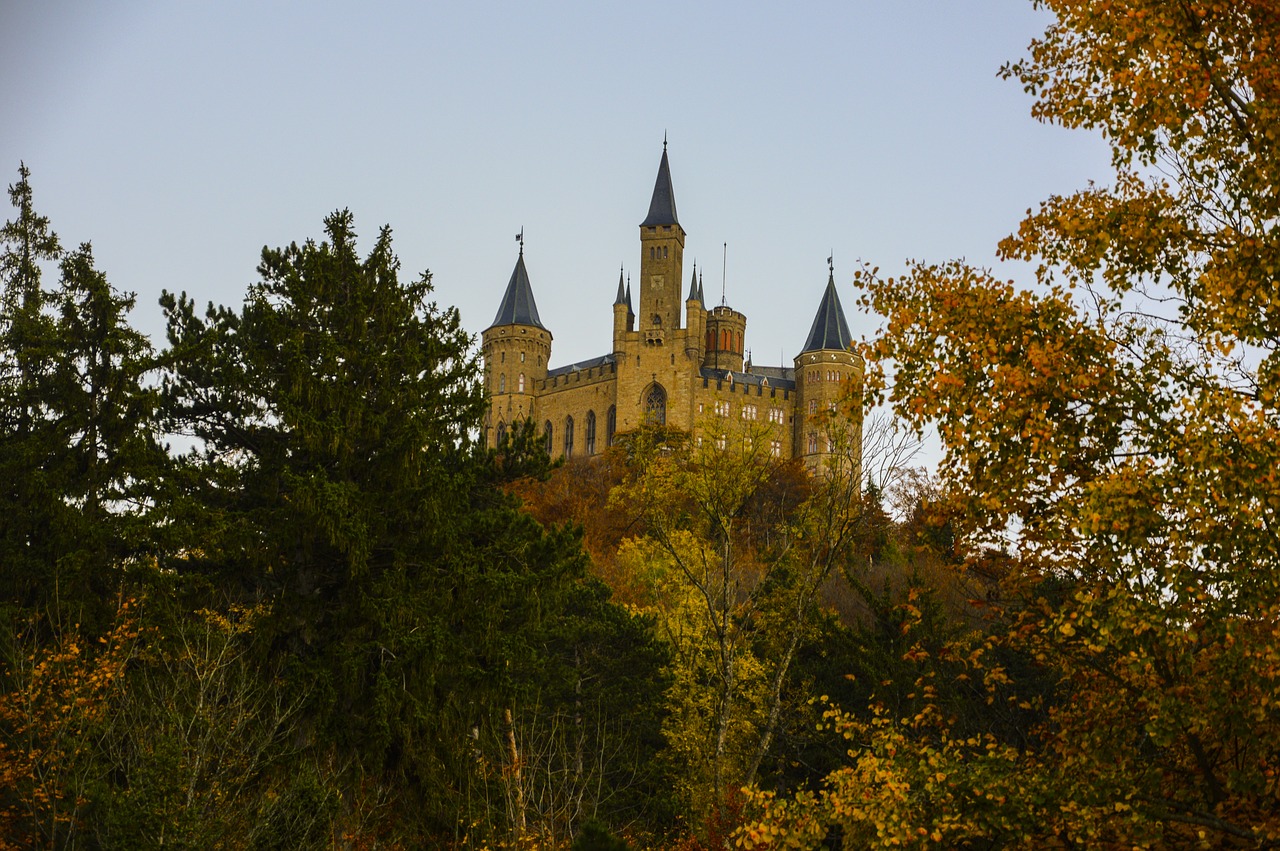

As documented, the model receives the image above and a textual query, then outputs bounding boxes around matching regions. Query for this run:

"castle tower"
[481,247,551,447]
[794,264,862,469]
[637,141,685,343]
[703,302,747,373]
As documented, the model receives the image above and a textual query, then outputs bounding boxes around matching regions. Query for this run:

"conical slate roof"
[488,252,545,330]
[640,146,679,227]
[614,267,627,305]
[687,263,699,301]
[801,271,853,353]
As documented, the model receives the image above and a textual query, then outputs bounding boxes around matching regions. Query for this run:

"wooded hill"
[4,1,1280,847]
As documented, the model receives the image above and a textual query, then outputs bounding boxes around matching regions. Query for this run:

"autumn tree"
[607,418,902,835]
[742,1,1280,847]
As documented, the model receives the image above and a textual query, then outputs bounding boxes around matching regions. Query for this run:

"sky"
[0,1,1113,380]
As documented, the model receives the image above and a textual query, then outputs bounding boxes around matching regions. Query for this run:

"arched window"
[644,384,667,425]
[496,422,507,447]
[544,420,553,456]
[606,405,616,447]
[518,373,525,393]
[807,432,818,454]
[586,410,597,455]
[499,374,506,392]
[564,416,575,457]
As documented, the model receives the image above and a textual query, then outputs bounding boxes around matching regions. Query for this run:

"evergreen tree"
[159,210,602,838]
[0,164,62,616]
[0,166,160,630]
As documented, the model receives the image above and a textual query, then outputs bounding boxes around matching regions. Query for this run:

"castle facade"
[482,145,862,466]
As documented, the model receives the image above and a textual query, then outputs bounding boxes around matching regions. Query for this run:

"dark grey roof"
[640,147,679,227]
[625,282,634,319]
[488,252,545,330]
[614,268,627,305]
[701,367,796,391]
[697,272,705,304]
[687,263,699,301]
[801,272,853,353]
[547,353,616,378]
[750,364,796,384]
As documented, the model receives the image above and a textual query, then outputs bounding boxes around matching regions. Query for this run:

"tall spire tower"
[638,139,686,343]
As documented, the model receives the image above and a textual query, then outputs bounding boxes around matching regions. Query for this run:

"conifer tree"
[0,166,163,630]
[160,210,605,838]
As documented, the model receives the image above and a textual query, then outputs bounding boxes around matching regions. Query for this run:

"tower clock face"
[651,275,663,290]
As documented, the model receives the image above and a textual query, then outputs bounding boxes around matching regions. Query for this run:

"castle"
[482,144,863,466]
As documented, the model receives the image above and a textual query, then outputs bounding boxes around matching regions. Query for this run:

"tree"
[160,210,630,841]
[0,164,63,618]
[0,167,161,633]
[741,1,1280,846]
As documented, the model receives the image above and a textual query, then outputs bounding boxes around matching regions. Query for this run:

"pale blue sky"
[1,1,1110,372]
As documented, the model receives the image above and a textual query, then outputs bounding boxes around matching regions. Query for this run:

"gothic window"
[606,405,616,447]
[808,432,818,454]
[496,422,507,446]
[499,374,506,393]
[652,314,662,327]
[644,384,667,425]
[518,373,525,393]
[520,351,525,363]
[663,246,668,259]
[564,416,575,457]
[501,351,506,363]
[586,410,597,455]
[770,440,782,457]
[808,400,817,415]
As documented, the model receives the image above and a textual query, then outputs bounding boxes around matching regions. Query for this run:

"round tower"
[703,304,747,373]
[794,265,863,469]
[482,248,551,447]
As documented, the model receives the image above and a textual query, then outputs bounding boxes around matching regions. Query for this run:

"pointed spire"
[488,251,546,330]
[614,265,627,305]
[640,142,679,227]
[801,264,853,353]
[687,262,699,301]
[698,270,705,304]
[626,278,634,319]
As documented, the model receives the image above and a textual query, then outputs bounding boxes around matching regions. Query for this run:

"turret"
[638,140,686,345]
[794,263,862,469]
[684,262,705,363]
[481,247,552,447]
[612,266,633,350]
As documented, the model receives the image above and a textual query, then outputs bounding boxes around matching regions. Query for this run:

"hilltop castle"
[482,144,862,466]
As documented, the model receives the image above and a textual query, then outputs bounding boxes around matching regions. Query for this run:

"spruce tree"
[160,210,595,837]
[0,166,162,630]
